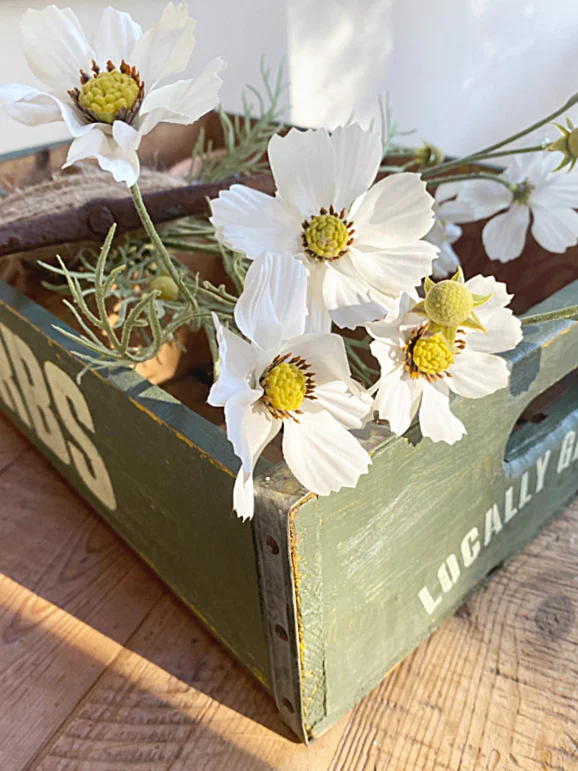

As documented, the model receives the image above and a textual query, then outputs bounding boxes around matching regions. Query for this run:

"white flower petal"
[419,381,466,444]
[431,241,461,279]
[331,124,382,211]
[322,256,387,329]
[279,332,352,386]
[530,165,578,209]
[65,127,109,166]
[234,254,280,352]
[112,119,141,152]
[530,204,578,254]
[268,128,335,217]
[139,57,225,136]
[64,121,142,186]
[482,204,530,262]
[92,7,142,66]
[464,274,512,320]
[208,316,259,406]
[457,179,512,219]
[210,185,299,257]
[225,390,276,469]
[435,199,475,225]
[0,84,64,127]
[350,241,437,296]
[235,252,307,350]
[282,411,371,496]
[531,177,578,209]
[312,381,372,429]
[444,221,463,245]
[373,364,422,436]
[425,218,446,248]
[449,350,509,398]
[0,83,94,138]
[462,274,521,353]
[232,408,281,521]
[130,2,196,89]
[353,173,435,248]
[233,469,256,522]
[369,337,402,380]
[262,253,308,342]
[305,264,332,334]
[467,308,522,354]
[435,181,463,204]
[21,6,94,94]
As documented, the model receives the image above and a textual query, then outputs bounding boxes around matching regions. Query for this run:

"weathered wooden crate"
[0,140,577,742]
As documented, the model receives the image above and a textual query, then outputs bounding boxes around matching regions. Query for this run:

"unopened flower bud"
[412,141,445,169]
[150,275,180,302]
[546,118,578,172]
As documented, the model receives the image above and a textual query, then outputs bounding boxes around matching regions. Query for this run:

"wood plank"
[290,281,578,735]
[329,500,578,771]
[0,412,576,769]
[0,409,29,473]
[27,500,578,770]
[29,593,346,771]
[0,414,165,771]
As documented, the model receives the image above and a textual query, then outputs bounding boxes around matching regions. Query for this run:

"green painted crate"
[1,148,577,742]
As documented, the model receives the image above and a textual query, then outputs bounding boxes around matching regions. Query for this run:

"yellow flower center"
[304,214,349,259]
[262,362,307,412]
[411,333,454,376]
[79,69,140,124]
[424,280,474,327]
[301,206,354,261]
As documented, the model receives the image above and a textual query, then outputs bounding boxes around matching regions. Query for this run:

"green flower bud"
[546,117,578,172]
[150,276,180,302]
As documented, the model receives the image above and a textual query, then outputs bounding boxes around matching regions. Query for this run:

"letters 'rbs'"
[0,322,116,511]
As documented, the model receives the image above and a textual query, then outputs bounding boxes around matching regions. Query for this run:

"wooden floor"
[0,413,576,771]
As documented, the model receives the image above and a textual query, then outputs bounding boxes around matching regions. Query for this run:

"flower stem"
[425,172,512,189]
[422,92,578,179]
[130,183,200,309]
[521,305,578,326]
[475,144,546,161]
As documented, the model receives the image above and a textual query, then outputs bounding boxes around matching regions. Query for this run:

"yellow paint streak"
[289,493,317,718]
[541,322,575,348]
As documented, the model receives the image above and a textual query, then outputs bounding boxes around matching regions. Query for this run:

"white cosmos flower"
[444,153,578,262]
[208,252,372,520]
[0,4,225,186]
[367,275,522,445]
[210,124,438,332]
[426,183,475,279]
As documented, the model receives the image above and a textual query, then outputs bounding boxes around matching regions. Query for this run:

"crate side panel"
[0,284,271,686]
[293,302,578,733]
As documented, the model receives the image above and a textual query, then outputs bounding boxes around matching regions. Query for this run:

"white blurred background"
[1,0,577,156]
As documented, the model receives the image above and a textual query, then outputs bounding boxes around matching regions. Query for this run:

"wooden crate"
[0,140,577,743]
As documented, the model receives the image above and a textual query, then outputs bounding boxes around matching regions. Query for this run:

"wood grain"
[0,422,165,771]
[0,413,576,770]
[329,502,578,771]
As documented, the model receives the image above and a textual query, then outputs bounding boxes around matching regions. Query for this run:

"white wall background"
[1,0,578,157]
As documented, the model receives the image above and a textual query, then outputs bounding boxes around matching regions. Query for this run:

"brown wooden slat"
[0,414,165,771]
[28,592,346,771]
[0,174,275,258]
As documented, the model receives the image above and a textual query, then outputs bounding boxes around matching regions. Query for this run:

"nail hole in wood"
[266,535,280,555]
[282,698,295,713]
[275,624,288,641]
